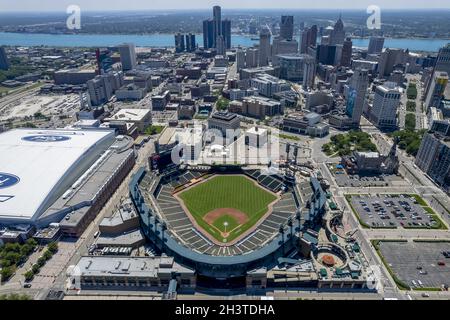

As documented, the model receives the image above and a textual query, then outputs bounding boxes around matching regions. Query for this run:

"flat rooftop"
[55,148,134,228]
[0,129,115,223]
[76,256,195,278]
[105,109,151,122]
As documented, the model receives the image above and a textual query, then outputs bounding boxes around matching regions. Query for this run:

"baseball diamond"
[176,175,278,243]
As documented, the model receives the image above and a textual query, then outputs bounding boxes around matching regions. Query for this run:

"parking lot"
[378,241,450,289]
[329,164,406,188]
[348,194,438,229]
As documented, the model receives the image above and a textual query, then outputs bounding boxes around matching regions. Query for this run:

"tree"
[47,242,58,254]
[31,264,40,274]
[24,270,34,282]
[26,238,37,248]
[0,266,14,281]
[43,250,52,261]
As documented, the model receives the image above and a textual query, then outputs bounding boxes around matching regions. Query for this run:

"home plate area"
[203,208,250,241]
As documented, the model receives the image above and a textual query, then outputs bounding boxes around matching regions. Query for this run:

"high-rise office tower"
[185,34,196,52]
[368,36,385,54]
[203,19,214,49]
[309,25,318,47]
[316,44,337,65]
[378,48,407,78]
[118,43,136,71]
[280,16,294,41]
[371,82,401,129]
[415,132,450,189]
[174,33,186,53]
[216,35,226,55]
[434,43,450,75]
[0,46,10,70]
[221,19,232,49]
[340,37,352,67]
[329,16,345,46]
[96,48,114,75]
[300,29,309,54]
[259,27,271,67]
[203,6,231,51]
[346,68,369,126]
[424,44,450,103]
[425,71,449,109]
[245,48,259,68]
[300,25,318,53]
[213,6,222,48]
[236,49,246,71]
[272,37,298,65]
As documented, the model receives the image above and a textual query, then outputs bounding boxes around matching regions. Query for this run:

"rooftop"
[105,109,151,122]
[0,129,115,223]
[75,256,194,278]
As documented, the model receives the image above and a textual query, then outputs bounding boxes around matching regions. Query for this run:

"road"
[398,74,427,131]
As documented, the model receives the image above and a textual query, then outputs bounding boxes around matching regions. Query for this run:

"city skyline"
[0,0,449,12]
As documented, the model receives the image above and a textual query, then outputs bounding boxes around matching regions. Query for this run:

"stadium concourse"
[130,164,327,279]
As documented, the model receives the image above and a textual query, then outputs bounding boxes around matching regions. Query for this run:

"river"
[0,32,448,52]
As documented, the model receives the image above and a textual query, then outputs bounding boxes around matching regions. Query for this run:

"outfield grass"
[178,175,277,242]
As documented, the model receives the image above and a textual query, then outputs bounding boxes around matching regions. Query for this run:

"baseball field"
[177,175,278,243]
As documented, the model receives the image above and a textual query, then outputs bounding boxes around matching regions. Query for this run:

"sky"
[0,0,449,12]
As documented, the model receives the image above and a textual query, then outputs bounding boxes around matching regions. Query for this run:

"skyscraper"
[346,68,369,126]
[300,25,318,54]
[340,37,352,67]
[415,132,450,189]
[280,16,294,41]
[203,6,231,51]
[175,33,186,53]
[424,44,450,104]
[329,16,345,46]
[245,48,259,68]
[213,5,222,48]
[368,36,385,55]
[371,82,401,129]
[0,47,9,71]
[118,43,137,71]
[203,20,214,49]
[221,19,232,49]
[96,48,114,75]
[236,49,246,71]
[316,44,337,65]
[259,27,271,67]
[272,37,298,65]
[434,43,450,75]
[186,34,196,52]
[425,71,448,110]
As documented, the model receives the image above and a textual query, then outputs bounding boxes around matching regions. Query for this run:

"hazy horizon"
[0,0,449,12]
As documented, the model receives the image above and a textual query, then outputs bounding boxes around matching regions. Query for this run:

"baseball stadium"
[130,163,327,281]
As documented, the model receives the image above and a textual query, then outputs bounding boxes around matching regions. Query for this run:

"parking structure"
[348,194,438,229]
[378,240,450,290]
[329,164,406,188]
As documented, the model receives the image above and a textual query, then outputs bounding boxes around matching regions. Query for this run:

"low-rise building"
[70,256,196,291]
[115,84,146,101]
[152,90,171,111]
[245,127,268,147]
[282,112,329,137]
[207,112,241,141]
[104,109,152,132]
[242,96,283,119]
